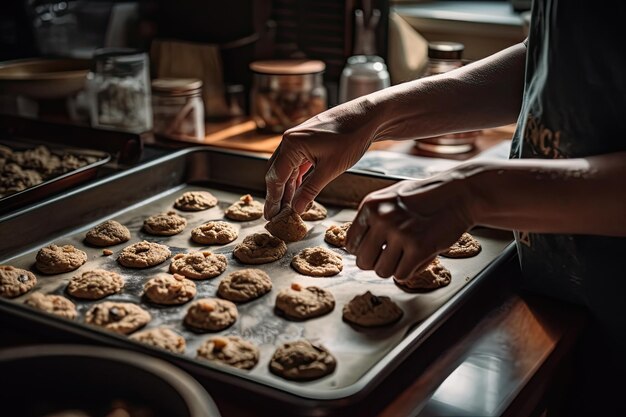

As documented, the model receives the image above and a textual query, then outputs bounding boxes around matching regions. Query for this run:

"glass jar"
[151,78,205,142]
[88,48,152,133]
[339,55,391,103]
[249,60,327,133]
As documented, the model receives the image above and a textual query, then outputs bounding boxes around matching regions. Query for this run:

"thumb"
[292,164,334,213]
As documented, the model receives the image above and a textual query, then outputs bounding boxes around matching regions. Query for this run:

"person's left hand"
[345,174,476,281]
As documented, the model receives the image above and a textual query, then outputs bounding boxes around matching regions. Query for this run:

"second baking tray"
[0,147,515,414]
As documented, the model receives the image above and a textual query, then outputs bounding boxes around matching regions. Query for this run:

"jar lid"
[427,42,464,60]
[152,78,203,93]
[249,59,326,75]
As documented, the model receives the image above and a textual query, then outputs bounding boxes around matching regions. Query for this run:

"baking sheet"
[1,183,513,398]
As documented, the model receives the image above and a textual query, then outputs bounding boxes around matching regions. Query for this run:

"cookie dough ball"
[197,336,259,370]
[233,233,287,265]
[85,220,130,247]
[143,273,196,305]
[35,244,87,275]
[174,191,218,211]
[191,221,238,245]
[118,241,171,268]
[224,194,264,221]
[324,222,352,247]
[143,211,187,236]
[440,232,482,258]
[394,258,451,292]
[217,269,272,303]
[130,327,186,354]
[169,251,227,280]
[269,340,336,381]
[85,302,151,335]
[291,247,343,277]
[300,201,327,221]
[23,292,77,320]
[0,265,37,298]
[265,205,308,242]
[66,269,124,300]
[342,291,403,327]
[184,298,238,332]
[275,283,335,321]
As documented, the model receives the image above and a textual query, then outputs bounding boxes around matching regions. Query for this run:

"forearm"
[367,42,527,141]
[465,152,626,236]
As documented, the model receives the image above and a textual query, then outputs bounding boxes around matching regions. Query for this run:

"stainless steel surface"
[0,147,515,411]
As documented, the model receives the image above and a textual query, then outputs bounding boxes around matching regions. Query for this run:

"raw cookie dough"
[0,265,37,298]
[169,251,227,280]
[84,220,131,247]
[143,273,196,305]
[275,283,335,320]
[441,232,482,258]
[342,291,403,327]
[269,340,337,381]
[129,327,186,353]
[173,191,218,211]
[217,269,272,303]
[66,269,124,300]
[300,201,328,221]
[197,335,259,370]
[191,221,238,245]
[184,298,238,332]
[23,292,77,320]
[394,258,452,292]
[224,194,264,221]
[118,241,171,268]
[324,222,352,247]
[291,246,343,277]
[233,233,287,265]
[265,205,307,242]
[85,301,151,335]
[143,211,187,236]
[35,244,87,275]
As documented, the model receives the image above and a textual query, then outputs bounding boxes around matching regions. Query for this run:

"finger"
[296,162,313,188]
[354,225,386,271]
[264,145,303,219]
[374,242,403,279]
[395,252,434,282]
[346,204,373,254]
[291,162,334,214]
[281,167,300,207]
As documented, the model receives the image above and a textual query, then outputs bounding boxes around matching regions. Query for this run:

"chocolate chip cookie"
[342,291,403,327]
[0,265,37,298]
[269,340,337,381]
[440,232,482,258]
[169,251,227,280]
[85,301,151,335]
[394,258,452,292]
[23,292,77,320]
[300,201,328,221]
[173,191,218,211]
[275,283,335,321]
[66,269,124,300]
[118,241,171,268]
[191,221,238,245]
[217,268,272,303]
[143,211,187,236]
[224,194,264,221]
[291,247,343,277]
[197,336,259,370]
[233,233,287,265]
[130,327,186,354]
[143,273,196,305]
[184,298,238,332]
[35,244,87,275]
[84,220,131,247]
[324,222,352,247]
[265,205,308,242]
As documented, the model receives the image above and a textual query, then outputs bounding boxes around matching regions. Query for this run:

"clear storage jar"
[151,78,205,142]
[249,60,327,133]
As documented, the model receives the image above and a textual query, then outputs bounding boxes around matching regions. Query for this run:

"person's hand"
[345,173,476,281]
[264,98,381,219]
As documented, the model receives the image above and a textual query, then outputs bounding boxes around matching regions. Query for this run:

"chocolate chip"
[109,307,123,321]
[370,295,382,306]
[17,274,30,283]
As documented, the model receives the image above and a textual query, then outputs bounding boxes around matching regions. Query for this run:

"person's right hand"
[264,98,382,219]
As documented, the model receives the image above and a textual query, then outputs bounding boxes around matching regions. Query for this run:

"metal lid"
[427,41,464,60]
[249,59,326,75]
[152,78,203,93]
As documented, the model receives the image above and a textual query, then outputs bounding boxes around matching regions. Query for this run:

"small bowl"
[0,344,221,417]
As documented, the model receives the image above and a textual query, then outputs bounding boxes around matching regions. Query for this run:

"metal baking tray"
[0,147,515,415]
[0,137,111,215]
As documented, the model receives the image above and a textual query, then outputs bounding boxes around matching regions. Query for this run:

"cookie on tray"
[275,283,335,321]
[191,221,238,245]
[118,241,171,268]
[173,191,218,211]
[394,258,452,292]
[143,273,196,305]
[66,269,124,300]
[233,233,287,265]
[300,201,327,221]
[265,205,308,242]
[35,244,87,275]
[324,222,352,248]
[217,269,272,303]
[169,251,227,280]
[197,336,259,370]
[224,194,264,221]
[291,246,343,277]
[85,301,151,335]
[143,211,187,236]
[440,232,482,258]
[84,220,131,247]
[23,292,77,320]
[184,298,238,332]
[342,291,403,327]
[130,327,186,354]
[0,265,37,298]
[269,340,336,381]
